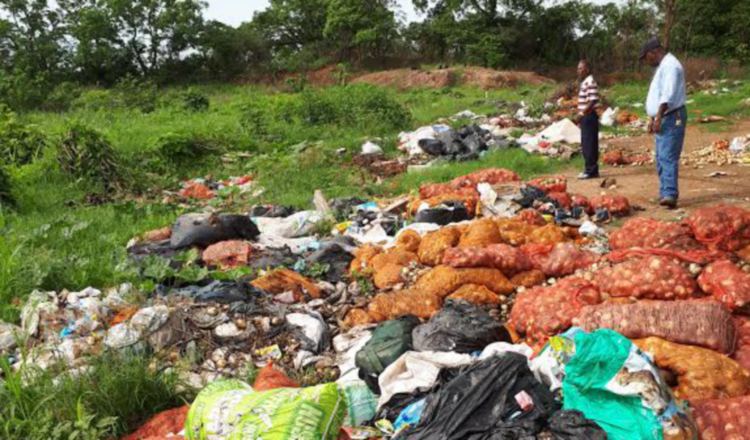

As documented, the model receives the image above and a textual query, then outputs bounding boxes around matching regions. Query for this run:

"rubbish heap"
[682,135,750,166]
[5,165,750,440]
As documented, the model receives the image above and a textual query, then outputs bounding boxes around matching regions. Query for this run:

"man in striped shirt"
[577,59,600,179]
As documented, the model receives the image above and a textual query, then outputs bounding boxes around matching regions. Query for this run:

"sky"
[204,0,422,27]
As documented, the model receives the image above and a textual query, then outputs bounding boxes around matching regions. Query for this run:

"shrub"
[182,88,210,112]
[154,131,223,164]
[71,88,118,112]
[58,123,124,192]
[0,166,14,208]
[42,81,83,112]
[113,75,157,113]
[0,107,47,165]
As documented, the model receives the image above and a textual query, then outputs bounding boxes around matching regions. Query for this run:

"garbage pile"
[682,135,750,166]
[5,163,750,439]
[169,175,262,204]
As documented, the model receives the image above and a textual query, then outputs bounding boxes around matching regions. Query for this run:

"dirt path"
[565,118,750,220]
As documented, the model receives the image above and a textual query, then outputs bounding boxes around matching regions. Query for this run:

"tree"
[0,0,66,78]
[199,21,270,78]
[323,0,400,62]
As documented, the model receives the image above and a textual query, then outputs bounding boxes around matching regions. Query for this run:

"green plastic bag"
[562,329,664,440]
[185,380,346,440]
[356,315,419,393]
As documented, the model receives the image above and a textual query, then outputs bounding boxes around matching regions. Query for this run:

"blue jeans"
[655,107,687,199]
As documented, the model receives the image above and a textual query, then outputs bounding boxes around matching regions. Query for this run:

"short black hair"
[579,59,592,71]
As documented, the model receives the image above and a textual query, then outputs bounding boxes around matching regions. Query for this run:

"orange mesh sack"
[570,194,594,215]
[509,277,601,345]
[367,289,442,321]
[343,308,374,327]
[458,219,503,248]
[591,195,631,216]
[522,242,597,277]
[496,219,536,246]
[547,192,572,209]
[419,183,477,200]
[692,395,750,440]
[443,243,533,276]
[202,240,253,269]
[413,265,514,298]
[738,244,750,263]
[594,256,698,300]
[394,229,421,253]
[510,270,546,288]
[734,317,750,371]
[251,268,322,299]
[526,175,567,193]
[684,205,750,251]
[609,217,699,250]
[698,260,750,312]
[514,209,546,226]
[373,263,406,289]
[122,406,189,440]
[447,284,501,306]
[527,224,568,245]
[253,363,300,391]
[418,227,461,266]
[574,300,737,354]
[350,244,383,274]
[635,337,750,403]
[370,250,418,272]
[602,150,626,166]
[449,168,520,188]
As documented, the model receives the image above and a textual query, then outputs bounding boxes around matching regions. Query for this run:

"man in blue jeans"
[640,37,687,209]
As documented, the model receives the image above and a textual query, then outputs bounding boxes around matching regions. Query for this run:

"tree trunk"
[662,0,677,50]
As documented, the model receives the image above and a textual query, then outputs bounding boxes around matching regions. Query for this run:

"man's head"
[639,37,665,67]
[577,59,591,81]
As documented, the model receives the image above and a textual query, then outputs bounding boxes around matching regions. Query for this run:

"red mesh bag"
[692,396,750,440]
[121,406,188,440]
[442,243,532,276]
[202,240,253,269]
[570,194,593,215]
[698,260,750,312]
[179,181,214,200]
[253,363,300,391]
[449,168,520,188]
[509,277,601,345]
[609,217,698,250]
[590,195,631,216]
[594,255,698,300]
[418,183,478,200]
[547,192,572,209]
[684,205,750,251]
[575,300,737,354]
[515,209,546,226]
[602,150,627,166]
[526,175,567,193]
[734,317,750,371]
[521,242,597,277]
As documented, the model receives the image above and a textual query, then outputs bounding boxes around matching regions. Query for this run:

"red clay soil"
[351,67,553,90]
[565,118,750,220]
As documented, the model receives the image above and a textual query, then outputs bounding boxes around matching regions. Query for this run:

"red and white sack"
[684,205,750,251]
[547,192,572,209]
[698,260,750,312]
[510,277,601,345]
[692,395,750,440]
[449,168,520,188]
[515,209,546,226]
[574,300,737,354]
[609,217,698,250]
[526,175,567,194]
[593,255,698,300]
[442,243,532,276]
[590,195,631,216]
[522,242,597,277]
[570,194,593,215]
[734,317,750,371]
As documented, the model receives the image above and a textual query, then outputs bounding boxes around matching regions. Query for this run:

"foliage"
[153,131,223,165]
[42,81,83,112]
[58,123,125,192]
[0,107,47,165]
[182,88,210,112]
[0,352,189,439]
[113,75,158,113]
[0,166,13,208]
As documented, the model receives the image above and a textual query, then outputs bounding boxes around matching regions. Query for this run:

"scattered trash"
[361,141,383,155]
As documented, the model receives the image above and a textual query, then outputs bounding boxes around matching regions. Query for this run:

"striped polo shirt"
[578,75,599,113]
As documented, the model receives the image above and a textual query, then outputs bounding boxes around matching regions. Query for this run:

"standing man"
[640,37,687,208]
[577,59,600,179]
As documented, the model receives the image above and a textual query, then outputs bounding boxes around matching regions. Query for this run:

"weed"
[153,132,223,165]
[0,107,47,165]
[113,75,158,113]
[58,123,125,193]
[0,167,14,208]
[182,88,210,112]
[42,82,83,112]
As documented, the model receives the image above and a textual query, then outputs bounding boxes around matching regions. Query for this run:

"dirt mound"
[352,67,553,90]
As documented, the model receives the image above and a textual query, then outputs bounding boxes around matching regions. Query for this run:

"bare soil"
[351,67,553,90]
[565,118,750,220]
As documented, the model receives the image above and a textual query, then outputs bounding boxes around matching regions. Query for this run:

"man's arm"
[651,103,669,134]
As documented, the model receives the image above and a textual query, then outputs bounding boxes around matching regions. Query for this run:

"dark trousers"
[580,112,599,176]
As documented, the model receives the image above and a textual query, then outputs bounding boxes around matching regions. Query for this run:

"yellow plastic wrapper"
[413,265,514,298]
[458,218,503,248]
[447,284,501,306]
[635,337,750,403]
[418,227,461,266]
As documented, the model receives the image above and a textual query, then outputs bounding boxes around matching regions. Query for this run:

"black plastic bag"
[304,237,355,283]
[158,280,263,304]
[403,353,560,440]
[330,197,368,220]
[419,138,447,156]
[170,213,260,248]
[412,300,510,353]
[249,246,296,270]
[546,410,607,440]
[414,201,470,225]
